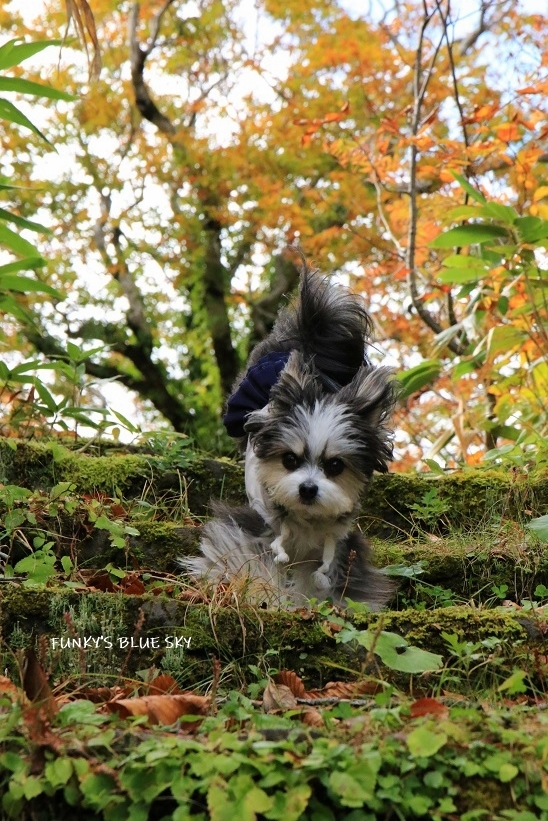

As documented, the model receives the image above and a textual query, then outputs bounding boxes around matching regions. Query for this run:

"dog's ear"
[337,366,397,427]
[244,352,319,435]
[268,350,319,411]
[244,404,270,436]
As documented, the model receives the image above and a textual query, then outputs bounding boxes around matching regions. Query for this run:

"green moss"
[2,587,547,691]
[0,438,58,488]
[0,437,246,512]
[4,437,548,535]
[363,605,532,653]
[365,470,548,534]
[375,533,548,603]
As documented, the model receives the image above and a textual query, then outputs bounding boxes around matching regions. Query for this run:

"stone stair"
[1,437,548,692]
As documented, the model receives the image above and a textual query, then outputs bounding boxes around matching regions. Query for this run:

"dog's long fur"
[182,266,396,609]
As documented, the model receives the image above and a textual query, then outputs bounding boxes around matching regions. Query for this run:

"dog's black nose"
[299,481,318,502]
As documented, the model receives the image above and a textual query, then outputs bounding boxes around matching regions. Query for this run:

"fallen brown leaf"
[409,697,449,719]
[300,707,325,727]
[263,682,297,713]
[147,674,183,695]
[0,676,20,697]
[105,693,210,726]
[274,670,306,698]
[306,679,381,699]
[22,648,58,716]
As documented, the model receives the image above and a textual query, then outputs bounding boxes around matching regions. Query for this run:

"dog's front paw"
[271,537,289,564]
[313,569,331,590]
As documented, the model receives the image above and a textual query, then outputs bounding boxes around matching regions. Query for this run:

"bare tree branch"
[458,0,513,55]
[406,6,446,339]
[128,2,242,398]
[128,2,177,135]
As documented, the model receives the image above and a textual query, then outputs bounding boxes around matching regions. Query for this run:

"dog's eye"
[282,452,300,471]
[324,457,344,477]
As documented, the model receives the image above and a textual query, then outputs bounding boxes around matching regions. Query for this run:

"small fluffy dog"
[183,265,396,608]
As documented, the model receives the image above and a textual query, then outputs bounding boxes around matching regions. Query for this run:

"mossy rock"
[362,470,548,535]
[2,588,547,692]
[0,438,245,515]
[3,439,548,536]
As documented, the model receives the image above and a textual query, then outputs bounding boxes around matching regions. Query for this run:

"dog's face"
[245,352,395,519]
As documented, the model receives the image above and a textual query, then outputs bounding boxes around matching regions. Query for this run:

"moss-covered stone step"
[81,520,548,606]
[9,510,545,607]
[2,588,547,692]
[0,437,245,515]
[2,438,548,533]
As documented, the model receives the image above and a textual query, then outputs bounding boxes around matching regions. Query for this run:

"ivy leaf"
[526,515,548,542]
[328,756,380,807]
[406,727,448,758]
[338,628,443,674]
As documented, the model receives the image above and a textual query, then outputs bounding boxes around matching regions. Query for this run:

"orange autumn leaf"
[496,122,521,142]
[409,697,449,718]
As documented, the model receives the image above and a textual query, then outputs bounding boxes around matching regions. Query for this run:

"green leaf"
[442,254,489,269]
[328,758,380,807]
[452,357,483,378]
[484,326,527,357]
[498,763,519,783]
[406,727,447,758]
[9,359,46,376]
[477,203,518,224]
[0,98,52,145]
[79,772,119,811]
[0,76,76,101]
[383,562,425,578]
[0,222,41,257]
[498,295,509,315]
[50,481,76,498]
[124,526,140,536]
[526,515,548,542]
[397,360,442,398]
[451,171,486,204]
[446,205,482,220]
[94,515,116,531]
[0,207,51,234]
[66,340,83,361]
[0,257,45,276]
[497,670,528,695]
[45,757,74,788]
[0,751,27,774]
[515,216,548,243]
[341,628,443,673]
[0,274,62,298]
[430,224,508,248]
[438,268,484,284]
[0,39,65,71]
[22,776,43,800]
[4,509,27,532]
[407,795,434,815]
[111,409,140,433]
[30,377,58,412]
[423,458,445,474]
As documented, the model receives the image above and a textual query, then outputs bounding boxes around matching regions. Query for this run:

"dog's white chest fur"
[245,443,352,591]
